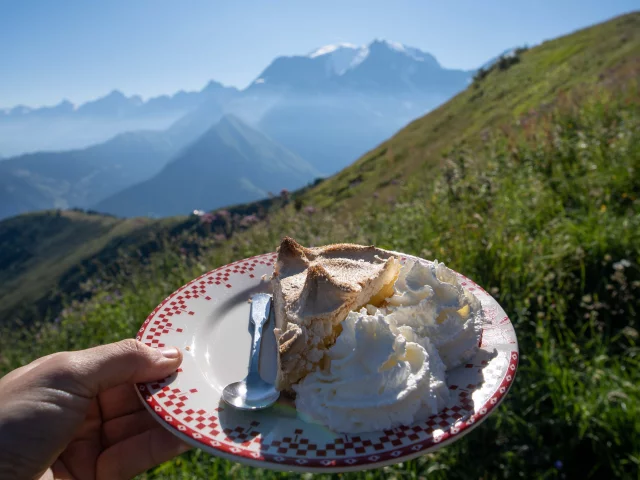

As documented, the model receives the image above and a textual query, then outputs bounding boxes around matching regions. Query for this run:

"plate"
[135,251,518,473]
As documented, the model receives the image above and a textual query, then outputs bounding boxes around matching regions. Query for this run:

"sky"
[0,1,637,108]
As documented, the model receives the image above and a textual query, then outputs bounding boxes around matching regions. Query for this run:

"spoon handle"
[248,294,272,378]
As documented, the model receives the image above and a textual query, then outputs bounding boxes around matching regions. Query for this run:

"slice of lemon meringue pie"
[271,237,401,391]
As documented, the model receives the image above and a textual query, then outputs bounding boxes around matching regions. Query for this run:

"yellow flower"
[600,204,607,213]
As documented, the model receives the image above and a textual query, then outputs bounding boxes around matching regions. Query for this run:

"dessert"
[271,237,401,390]
[270,237,484,433]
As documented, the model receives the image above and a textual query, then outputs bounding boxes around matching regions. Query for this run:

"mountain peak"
[369,38,404,50]
[217,113,244,129]
[366,39,440,67]
[105,89,127,99]
[202,80,226,92]
[308,43,359,58]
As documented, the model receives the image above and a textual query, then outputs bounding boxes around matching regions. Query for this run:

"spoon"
[222,293,280,410]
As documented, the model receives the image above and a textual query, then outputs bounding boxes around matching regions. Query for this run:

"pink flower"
[240,214,260,227]
[200,213,216,224]
[304,206,317,215]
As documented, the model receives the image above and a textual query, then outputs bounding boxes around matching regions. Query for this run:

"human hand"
[0,339,191,480]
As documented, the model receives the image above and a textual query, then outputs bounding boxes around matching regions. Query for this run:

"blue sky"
[0,1,636,108]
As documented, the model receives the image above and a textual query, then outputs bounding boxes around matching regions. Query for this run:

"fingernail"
[160,347,180,359]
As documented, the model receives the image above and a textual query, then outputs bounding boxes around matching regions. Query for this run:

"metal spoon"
[222,293,280,410]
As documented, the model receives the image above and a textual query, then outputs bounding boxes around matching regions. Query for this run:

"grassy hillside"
[0,195,294,326]
[304,12,640,211]
[1,12,639,479]
[0,210,193,324]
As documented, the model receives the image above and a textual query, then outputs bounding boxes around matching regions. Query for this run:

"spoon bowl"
[222,376,281,410]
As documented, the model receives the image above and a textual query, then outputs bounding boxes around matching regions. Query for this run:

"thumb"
[47,339,183,397]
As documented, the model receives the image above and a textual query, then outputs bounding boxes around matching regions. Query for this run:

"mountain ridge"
[93,115,319,217]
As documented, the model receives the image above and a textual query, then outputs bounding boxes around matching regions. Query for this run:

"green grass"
[2,84,638,479]
[1,12,639,479]
[0,209,193,324]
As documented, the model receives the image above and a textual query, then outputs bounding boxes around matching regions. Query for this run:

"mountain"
[0,90,247,221]
[248,40,473,173]
[0,209,195,324]
[76,90,143,117]
[0,82,240,157]
[1,39,473,179]
[94,115,320,217]
[246,39,470,95]
[0,130,177,220]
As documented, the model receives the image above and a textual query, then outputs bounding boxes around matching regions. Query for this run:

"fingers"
[98,383,146,422]
[97,426,192,480]
[101,409,158,448]
[44,339,183,398]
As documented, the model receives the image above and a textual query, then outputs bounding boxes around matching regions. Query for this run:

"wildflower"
[217,210,230,218]
[304,206,317,215]
[200,213,216,224]
[622,326,638,339]
[240,214,260,227]
[213,234,226,242]
[613,259,631,271]
[554,460,563,470]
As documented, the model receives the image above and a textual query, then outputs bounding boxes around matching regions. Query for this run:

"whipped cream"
[293,259,483,433]
[384,259,483,369]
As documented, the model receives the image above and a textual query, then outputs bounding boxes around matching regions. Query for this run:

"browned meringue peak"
[271,237,401,390]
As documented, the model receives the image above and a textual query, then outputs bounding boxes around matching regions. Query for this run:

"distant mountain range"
[0,39,481,219]
[0,81,239,157]
[94,115,319,217]
[0,131,175,220]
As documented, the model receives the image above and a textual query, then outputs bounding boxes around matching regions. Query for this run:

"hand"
[0,339,192,480]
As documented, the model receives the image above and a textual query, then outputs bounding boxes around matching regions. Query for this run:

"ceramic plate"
[135,251,518,473]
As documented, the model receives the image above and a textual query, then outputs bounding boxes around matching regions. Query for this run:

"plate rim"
[135,250,519,472]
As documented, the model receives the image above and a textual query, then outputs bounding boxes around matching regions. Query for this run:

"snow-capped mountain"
[247,39,466,94]
[308,39,442,73]
[244,40,472,173]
